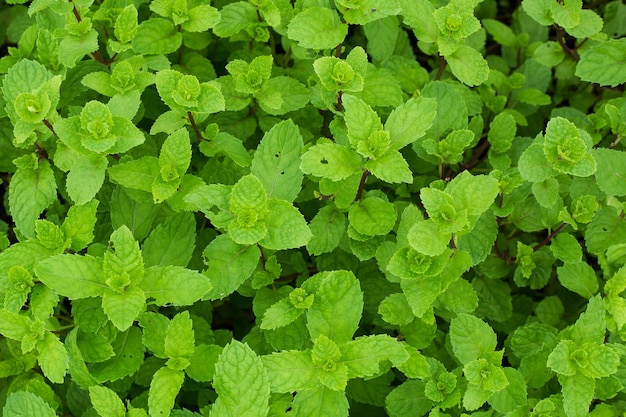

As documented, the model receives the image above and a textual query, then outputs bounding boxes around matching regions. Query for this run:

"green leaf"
[559,373,595,417]
[385,97,437,151]
[575,39,626,87]
[261,297,305,330]
[287,7,348,50]
[165,311,195,361]
[260,199,312,250]
[132,18,182,55]
[141,265,212,306]
[446,45,490,87]
[487,367,528,414]
[379,293,414,326]
[556,262,598,298]
[307,205,346,256]
[571,295,606,344]
[262,350,319,393]
[306,270,363,344]
[348,197,397,237]
[585,207,626,255]
[292,386,349,417]
[148,367,185,417]
[531,177,560,208]
[108,156,160,193]
[340,334,409,379]
[182,5,221,32]
[76,330,114,363]
[211,340,270,417]
[488,112,516,153]
[142,212,196,268]
[89,385,126,417]
[300,142,363,181]
[544,117,596,177]
[256,76,310,115]
[407,220,449,256]
[187,344,222,382]
[66,154,108,205]
[343,94,383,147]
[385,380,432,417]
[58,28,99,68]
[251,119,304,202]
[8,161,57,239]
[0,309,31,341]
[518,143,555,183]
[203,234,260,300]
[102,286,145,331]
[522,0,556,25]
[482,18,517,47]
[213,1,257,38]
[365,150,413,184]
[35,254,106,299]
[160,128,191,180]
[450,314,497,364]
[592,148,626,196]
[2,391,56,417]
[62,200,99,252]
[457,211,498,266]
[37,331,68,383]
[91,326,144,382]
[448,171,500,216]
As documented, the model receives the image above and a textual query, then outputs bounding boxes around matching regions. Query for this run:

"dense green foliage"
[1,0,626,416]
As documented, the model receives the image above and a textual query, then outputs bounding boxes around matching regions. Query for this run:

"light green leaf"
[488,112,516,153]
[287,7,348,50]
[132,18,182,55]
[37,331,68,383]
[531,177,560,208]
[365,150,413,184]
[262,350,319,393]
[260,199,311,250]
[160,128,191,179]
[407,220,449,256]
[90,327,144,383]
[385,380,432,417]
[378,293,414,326]
[559,373,595,417]
[518,143,555,183]
[107,156,160,193]
[203,234,260,300]
[141,265,212,306]
[148,367,185,417]
[292,386,349,417]
[364,16,400,63]
[182,5,221,32]
[592,148,626,196]
[342,94,383,147]
[447,171,499,216]
[62,200,99,252]
[142,212,196,268]
[58,29,99,68]
[165,311,195,360]
[446,45,490,87]
[575,39,626,87]
[306,205,346,256]
[89,386,126,417]
[66,154,108,205]
[557,262,598,298]
[102,286,145,331]
[300,142,363,181]
[251,119,304,202]
[256,76,310,115]
[340,334,409,379]
[211,340,270,417]
[187,344,222,382]
[261,297,305,330]
[306,270,363,344]
[457,210,498,266]
[8,161,57,239]
[571,295,606,344]
[385,97,437,151]
[522,0,556,25]
[76,330,114,363]
[0,310,31,341]
[2,391,56,417]
[348,197,397,237]
[450,314,497,364]
[482,18,517,47]
[488,368,528,414]
[35,254,106,299]
[213,1,257,38]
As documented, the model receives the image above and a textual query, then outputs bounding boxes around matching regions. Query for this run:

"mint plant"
[1,0,626,416]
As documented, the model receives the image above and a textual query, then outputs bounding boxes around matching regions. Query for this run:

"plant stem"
[188,111,204,142]
[533,222,568,252]
[355,169,370,200]
[555,26,579,61]
[435,55,446,81]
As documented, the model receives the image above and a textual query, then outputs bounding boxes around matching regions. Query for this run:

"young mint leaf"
[66,154,108,205]
[3,391,56,417]
[385,96,437,151]
[61,200,98,252]
[211,340,270,417]
[559,374,595,417]
[187,344,222,383]
[251,119,304,202]
[213,1,257,38]
[102,285,145,331]
[292,386,349,417]
[262,350,319,393]
[37,331,68,383]
[575,39,626,87]
[142,212,196,268]
[107,157,160,193]
[132,18,182,55]
[260,199,312,250]
[35,255,106,299]
[543,117,596,177]
[365,150,413,184]
[450,314,498,365]
[306,205,346,256]
[343,94,383,148]
[140,265,212,306]
[556,262,599,298]
[340,334,409,379]
[256,76,310,115]
[287,6,348,50]
[591,148,626,196]
[261,296,305,330]
[446,45,490,87]
[89,385,126,417]
[8,160,57,239]
[148,367,185,417]
[348,197,397,237]
[203,234,260,300]
[91,327,144,383]
[306,270,363,344]
[407,219,449,256]
[76,330,114,363]
[300,142,363,181]
[165,311,195,362]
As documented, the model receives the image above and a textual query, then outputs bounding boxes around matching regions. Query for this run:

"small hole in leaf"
[280,171,285,175]
[275,152,280,158]
[320,158,328,165]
